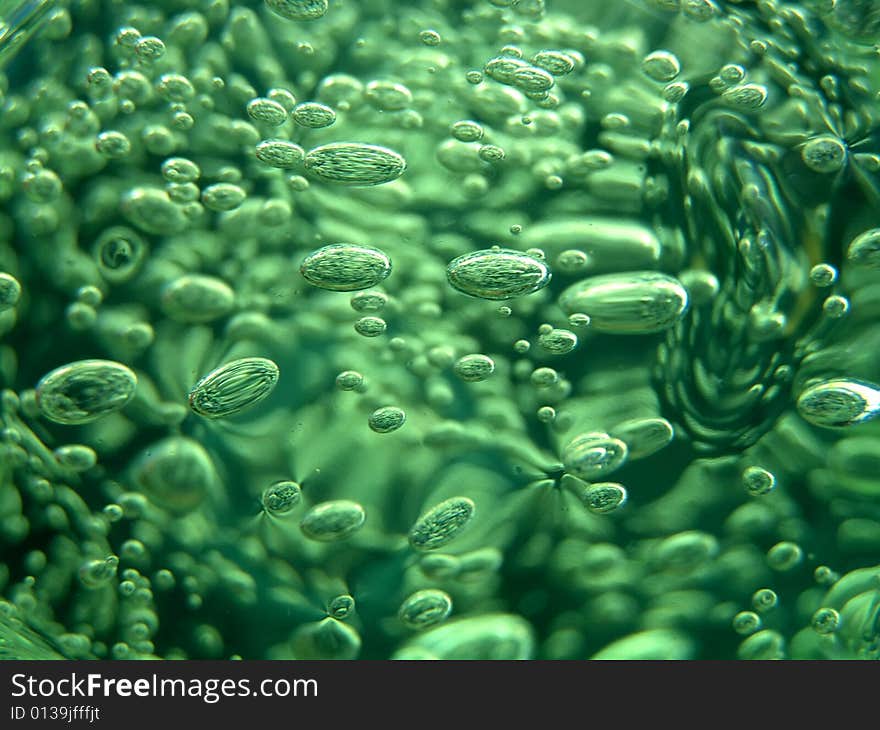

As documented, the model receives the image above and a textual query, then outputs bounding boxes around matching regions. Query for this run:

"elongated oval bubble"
[303,143,406,186]
[446,249,551,300]
[300,500,366,542]
[796,379,880,428]
[409,496,475,551]
[559,272,689,334]
[299,244,392,292]
[36,360,138,425]
[265,0,329,21]
[188,357,280,419]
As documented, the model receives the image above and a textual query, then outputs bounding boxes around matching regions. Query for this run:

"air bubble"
[328,595,355,619]
[450,120,484,142]
[0,273,22,312]
[419,30,442,46]
[36,360,137,425]
[447,249,551,300]
[732,611,762,636]
[809,263,838,287]
[453,354,495,382]
[368,406,406,433]
[161,274,235,323]
[642,50,681,82]
[292,102,336,129]
[265,0,328,21]
[742,466,776,496]
[255,139,305,169]
[201,183,246,212]
[188,357,280,419]
[354,316,387,337]
[304,143,406,186]
[537,328,577,354]
[300,244,392,292]
[802,135,847,173]
[767,541,803,571]
[559,272,689,335]
[583,483,628,514]
[752,588,778,612]
[409,497,475,551]
[610,418,674,459]
[796,378,880,428]
[261,481,302,516]
[335,371,364,391]
[300,500,366,542]
[562,433,628,480]
[721,83,768,110]
[399,589,453,629]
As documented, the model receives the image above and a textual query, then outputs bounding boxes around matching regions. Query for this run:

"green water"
[0,0,879,660]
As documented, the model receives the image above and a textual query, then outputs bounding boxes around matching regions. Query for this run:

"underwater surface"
[0,0,879,660]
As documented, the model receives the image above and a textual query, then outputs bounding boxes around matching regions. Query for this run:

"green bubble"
[261,481,302,516]
[36,360,137,425]
[300,500,366,542]
[399,589,453,629]
[303,143,406,186]
[453,354,495,382]
[368,406,406,433]
[409,497,475,551]
[188,357,280,419]
[563,433,628,481]
[300,244,392,292]
[446,249,551,300]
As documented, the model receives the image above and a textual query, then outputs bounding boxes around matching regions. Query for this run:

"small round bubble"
[563,433,628,481]
[0,273,22,312]
[583,483,628,514]
[368,406,406,433]
[300,500,366,542]
[354,316,387,338]
[451,120,484,142]
[732,611,762,636]
[350,291,388,313]
[300,244,392,292]
[752,588,778,613]
[335,371,364,391]
[399,589,453,629]
[809,263,838,287]
[328,595,355,619]
[767,541,803,571]
[642,50,681,82]
[811,608,841,635]
[419,29,442,46]
[802,135,847,174]
[447,249,551,300]
[261,481,302,516]
[538,328,578,354]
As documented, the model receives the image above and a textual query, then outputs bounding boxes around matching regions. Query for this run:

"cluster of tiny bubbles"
[0,0,879,661]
